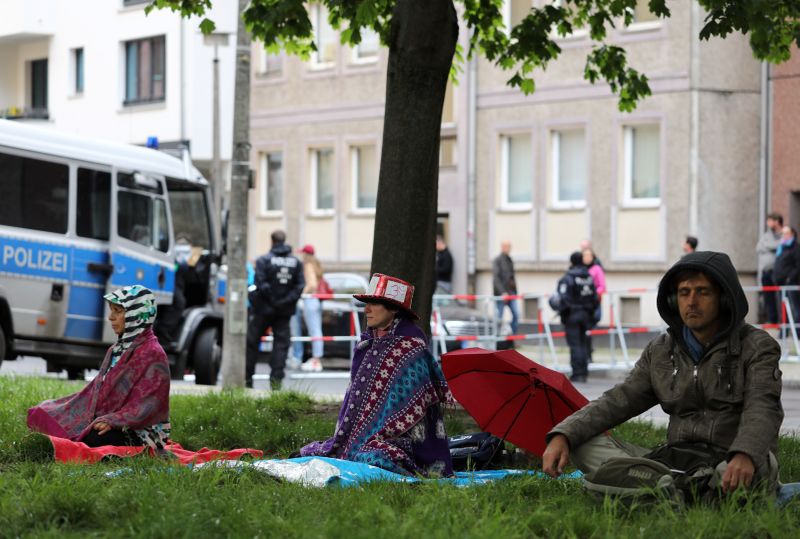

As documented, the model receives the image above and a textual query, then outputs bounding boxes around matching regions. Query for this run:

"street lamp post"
[203,32,230,216]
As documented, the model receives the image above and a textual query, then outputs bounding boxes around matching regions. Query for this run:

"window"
[125,35,165,104]
[261,152,283,213]
[118,172,169,252]
[351,145,378,210]
[73,48,84,94]
[0,152,68,234]
[30,59,48,115]
[310,4,336,68]
[311,148,335,211]
[439,135,457,168]
[256,46,283,76]
[623,124,660,205]
[551,129,586,207]
[504,0,531,32]
[442,79,456,125]
[500,133,533,207]
[630,0,658,24]
[77,168,110,240]
[167,184,212,250]
[352,27,379,62]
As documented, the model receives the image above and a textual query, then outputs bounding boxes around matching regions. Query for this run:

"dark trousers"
[761,270,780,324]
[81,428,142,447]
[565,309,592,379]
[246,312,291,386]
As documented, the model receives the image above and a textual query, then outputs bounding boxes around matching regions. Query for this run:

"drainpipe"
[466,42,477,295]
[179,17,186,142]
[688,1,700,238]
[758,60,770,279]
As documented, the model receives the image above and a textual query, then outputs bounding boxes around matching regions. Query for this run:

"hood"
[656,251,748,339]
[270,243,292,256]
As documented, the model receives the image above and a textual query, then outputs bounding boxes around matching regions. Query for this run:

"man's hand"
[542,434,570,478]
[721,452,755,493]
[93,421,112,436]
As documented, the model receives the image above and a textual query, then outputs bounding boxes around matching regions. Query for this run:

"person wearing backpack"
[556,251,600,383]
[542,251,783,497]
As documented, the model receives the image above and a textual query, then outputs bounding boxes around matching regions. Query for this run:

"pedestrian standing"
[435,235,454,294]
[683,235,698,254]
[757,213,784,324]
[297,244,325,373]
[582,247,605,362]
[773,226,800,323]
[557,252,599,383]
[246,230,305,390]
[492,240,519,335]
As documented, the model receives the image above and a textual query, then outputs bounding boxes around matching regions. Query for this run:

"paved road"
[5,355,800,435]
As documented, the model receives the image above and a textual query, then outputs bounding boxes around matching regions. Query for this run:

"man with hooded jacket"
[246,230,305,389]
[542,251,783,494]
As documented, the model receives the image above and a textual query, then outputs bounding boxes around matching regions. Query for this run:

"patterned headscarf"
[104,285,157,369]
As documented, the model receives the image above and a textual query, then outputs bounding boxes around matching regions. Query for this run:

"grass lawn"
[2,376,800,538]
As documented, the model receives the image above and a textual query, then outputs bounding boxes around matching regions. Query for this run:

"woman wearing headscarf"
[27,285,171,450]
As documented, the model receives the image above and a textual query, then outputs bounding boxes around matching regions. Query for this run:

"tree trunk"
[220,0,251,388]
[370,0,458,335]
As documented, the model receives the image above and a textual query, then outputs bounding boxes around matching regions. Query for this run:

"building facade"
[0,0,238,197]
[249,0,764,326]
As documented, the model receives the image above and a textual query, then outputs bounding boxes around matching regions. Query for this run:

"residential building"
[0,0,238,199]
[769,46,800,231]
[249,0,764,327]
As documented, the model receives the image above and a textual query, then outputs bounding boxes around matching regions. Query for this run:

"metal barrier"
[257,285,800,369]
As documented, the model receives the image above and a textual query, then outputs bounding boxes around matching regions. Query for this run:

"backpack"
[448,432,506,471]
[582,442,725,505]
[317,276,333,296]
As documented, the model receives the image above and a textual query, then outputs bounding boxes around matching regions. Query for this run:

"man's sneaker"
[286,357,302,371]
[300,357,323,372]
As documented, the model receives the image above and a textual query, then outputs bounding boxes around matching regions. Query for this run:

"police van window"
[0,151,68,234]
[154,198,169,253]
[166,182,211,250]
[77,168,111,240]
[118,191,153,247]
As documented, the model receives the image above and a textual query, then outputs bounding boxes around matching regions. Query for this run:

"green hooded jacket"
[548,251,783,477]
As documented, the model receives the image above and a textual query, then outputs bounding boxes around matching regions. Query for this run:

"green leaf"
[199,18,216,35]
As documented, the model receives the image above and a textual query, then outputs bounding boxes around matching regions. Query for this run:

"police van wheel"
[194,327,220,385]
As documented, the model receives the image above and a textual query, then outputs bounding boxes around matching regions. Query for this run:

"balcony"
[0,0,55,43]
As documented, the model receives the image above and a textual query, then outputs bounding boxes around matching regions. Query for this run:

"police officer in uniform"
[246,230,305,389]
[558,251,599,383]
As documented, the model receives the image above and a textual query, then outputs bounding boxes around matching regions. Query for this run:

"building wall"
[0,0,237,164]
[771,46,800,230]
[248,1,764,327]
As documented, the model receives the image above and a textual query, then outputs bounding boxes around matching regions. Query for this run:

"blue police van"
[0,120,224,384]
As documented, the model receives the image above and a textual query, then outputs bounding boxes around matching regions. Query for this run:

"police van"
[0,119,224,384]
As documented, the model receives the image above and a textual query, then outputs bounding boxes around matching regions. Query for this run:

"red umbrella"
[441,347,589,456]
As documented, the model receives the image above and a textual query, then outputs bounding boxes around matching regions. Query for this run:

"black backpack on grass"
[448,432,506,471]
[582,442,726,505]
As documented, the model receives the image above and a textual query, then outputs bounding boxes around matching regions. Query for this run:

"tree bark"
[370,0,458,335]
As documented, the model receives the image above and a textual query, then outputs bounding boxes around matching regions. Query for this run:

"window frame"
[350,143,379,214]
[499,132,534,211]
[123,35,166,106]
[309,147,336,216]
[73,47,85,95]
[260,150,284,216]
[622,123,662,208]
[550,128,587,209]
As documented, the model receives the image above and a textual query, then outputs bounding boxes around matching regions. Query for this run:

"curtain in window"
[315,149,334,210]
[355,146,378,209]
[557,129,586,202]
[506,134,532,204]
[632,125,660,199]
